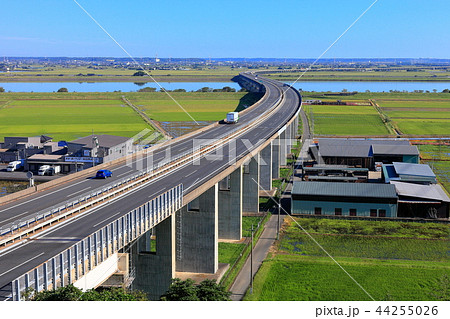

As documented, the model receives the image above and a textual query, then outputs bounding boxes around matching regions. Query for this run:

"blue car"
[96,169,112,179]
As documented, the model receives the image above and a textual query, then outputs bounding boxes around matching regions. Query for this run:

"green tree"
[0,87,5,93]
[133,71,147,76]
[33,284,83,301]
[160,278,231,301]
[57,87,68,93]
[196,279,231,301]
[160,278,199,301]
[30,284,147,301]
[137,87,156,92]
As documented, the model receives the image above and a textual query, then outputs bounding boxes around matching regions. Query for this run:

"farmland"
[0,97,151,142]
[245,218,450,301]
[127,91,260,122]
[301,92,450,137]
[3,63,450,83]
[302,103,389,136]
[0,91,256,142]
[418,143,450,192]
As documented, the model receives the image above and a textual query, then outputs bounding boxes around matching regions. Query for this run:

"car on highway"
[96,169,112,179]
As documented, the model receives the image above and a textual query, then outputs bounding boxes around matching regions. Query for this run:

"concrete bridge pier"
[259,143,272,191]
[130,214,175,300]
[285,124,292,157]
[293,116,300,139]
[175,184,218,274]
[279,130,287,166]
[242,155,260,213]
[218,167,243,240]
[272,138,280,179]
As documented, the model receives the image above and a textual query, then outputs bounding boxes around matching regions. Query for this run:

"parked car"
[96,169,112,179]
[38,165,52,176]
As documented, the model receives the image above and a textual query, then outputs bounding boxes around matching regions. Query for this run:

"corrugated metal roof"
[70,134,132,148]
[391,181,450,203]
[393,162,435,177]
[318,138,411,146]
[372,144,419,156]
[317,138,415,158]
[319,144,371,158]
[292,181,398,198]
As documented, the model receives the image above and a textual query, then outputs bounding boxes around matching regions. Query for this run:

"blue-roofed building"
[291,181,398,218]
[382,162,437,185]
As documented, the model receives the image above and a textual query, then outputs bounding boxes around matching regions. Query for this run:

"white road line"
[1,211,32,224]
[116,172,131,178]
[0,252,44,277]
[92,211,122,228]
[67,187,91,197]
[184,171,196,178]
[148,187,166,199]
[0,179,87,213]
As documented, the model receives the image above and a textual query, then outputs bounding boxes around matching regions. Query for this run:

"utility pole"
[250,224,254,294]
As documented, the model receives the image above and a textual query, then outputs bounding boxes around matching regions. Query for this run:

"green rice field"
[245,255,449,301]
[244,218,450,301]
[303,103,389,136]
[301,92,450,136]
[0,91,255,142]
[128,92,256,122]
[418,144,450,193]
[376,99,450,135]
[0,98,151,141]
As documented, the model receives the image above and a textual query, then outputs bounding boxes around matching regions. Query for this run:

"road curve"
[0,74,301,295]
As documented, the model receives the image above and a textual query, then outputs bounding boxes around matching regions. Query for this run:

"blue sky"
[1,0,449,58]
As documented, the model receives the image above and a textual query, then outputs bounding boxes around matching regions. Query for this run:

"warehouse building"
[308,138,419,169]
[291,181,398,218]
[0,135,55,162]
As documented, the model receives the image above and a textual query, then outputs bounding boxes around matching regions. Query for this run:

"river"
[0,81,449,93]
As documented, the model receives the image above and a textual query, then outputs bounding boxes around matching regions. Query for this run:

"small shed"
[391,181,449,219]
[382,162,437,184]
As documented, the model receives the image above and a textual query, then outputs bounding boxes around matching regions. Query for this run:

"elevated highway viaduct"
[0,74,302,300]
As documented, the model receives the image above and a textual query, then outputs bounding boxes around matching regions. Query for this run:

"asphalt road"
[0,74,301,294]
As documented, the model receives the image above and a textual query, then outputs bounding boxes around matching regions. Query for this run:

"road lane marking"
[148,187,166,199]
[0,179,88,213]
[184,171,196,178]
[0,252,44,277]
[67,187,91,197]
[92,211,122,228]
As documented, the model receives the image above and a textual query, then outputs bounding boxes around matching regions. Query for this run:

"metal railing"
[9,184,183,301]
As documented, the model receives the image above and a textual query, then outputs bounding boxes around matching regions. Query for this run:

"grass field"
[245,255,449,301]
[303,103,389,136]
[244,218,450,301]
[418,144,450,193]
[301,92,450,136]
[0,98,151,141]
[128,92,259,122]
[374,99,450,135]
[4,64,450,82]
[0,91,256,142]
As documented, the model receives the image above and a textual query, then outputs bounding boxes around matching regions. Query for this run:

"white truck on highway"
[6,160,24,172]
[225,112,239,124]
